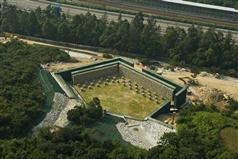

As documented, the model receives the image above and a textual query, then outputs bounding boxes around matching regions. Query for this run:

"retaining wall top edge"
[71,62,119,75]
[57,57,182,93]
[175,86,188,96]
[57,58,122,74]
[51,73,77,98]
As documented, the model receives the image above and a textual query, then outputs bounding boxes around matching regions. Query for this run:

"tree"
[0,41,70,138]
[67,98,103,125]
[1,6,18,32]
[116,154,130,159]
[114,20,130,51]
[57,22,70,41]
[67,107,85,124]
[87,148,107,159]
[1,5,237,73]
[99,21,118,48]
[28,11,40,35]
[132,12,144,32]
[162,27,186,57]
[44,4,61,18]
[140,16,161,57]
[128,12,145,54]
[88,98,103,120]
[42,19,56,39]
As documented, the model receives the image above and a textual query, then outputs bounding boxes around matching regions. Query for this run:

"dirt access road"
[20,38,106,72]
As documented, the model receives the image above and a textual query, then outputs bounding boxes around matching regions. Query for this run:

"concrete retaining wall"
[58,57,186,108]
[119,65,174,99]
[72,64,119,84]
[59,59,120,81]
[175,87,187,108]
[148,101,171,119]
[142,69,182,92]
[51,73,77,99]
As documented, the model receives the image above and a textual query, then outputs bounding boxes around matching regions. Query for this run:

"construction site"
[157,67,238,110]
[6,37,235,149]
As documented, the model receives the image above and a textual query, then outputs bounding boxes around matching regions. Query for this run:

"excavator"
[178,76,199,86]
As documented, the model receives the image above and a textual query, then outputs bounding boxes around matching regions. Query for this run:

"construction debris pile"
[198,87,224,104]
[153,64,238,108]
[189,86,232,108]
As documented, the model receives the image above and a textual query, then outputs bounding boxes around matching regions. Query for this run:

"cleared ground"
[161,70,238,102]
[75,82,164,119]
[220,127,238,153]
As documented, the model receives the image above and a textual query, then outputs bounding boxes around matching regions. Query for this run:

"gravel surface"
[116,119,175,150]
[32,93,69,132]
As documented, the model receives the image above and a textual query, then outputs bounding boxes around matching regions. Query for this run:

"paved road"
[4,0,238,42]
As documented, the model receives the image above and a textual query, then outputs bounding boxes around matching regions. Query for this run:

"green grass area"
[220,127,238,153]
[75,82,164,119]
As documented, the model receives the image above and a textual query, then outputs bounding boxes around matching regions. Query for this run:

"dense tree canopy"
[1,101,238,158]
[0,3,238,159]
[67,97,103,125]
[146,105,238,159]
[1,5,238,74]
[0,126,145,159]
[0,40,70,138]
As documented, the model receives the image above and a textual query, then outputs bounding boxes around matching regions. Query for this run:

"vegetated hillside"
[185,0,238,9]
[0,40,70,139]
[220,127,238,153]
[1,103,238,158]
[0,94,145,159]
[0,4,238,159]
[147,105,238,159]
[1,5,238,75]
[0,42,237,158]
[0,125,146,159]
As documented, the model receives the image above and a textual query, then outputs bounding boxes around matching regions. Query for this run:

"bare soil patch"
[162,70,238,104]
